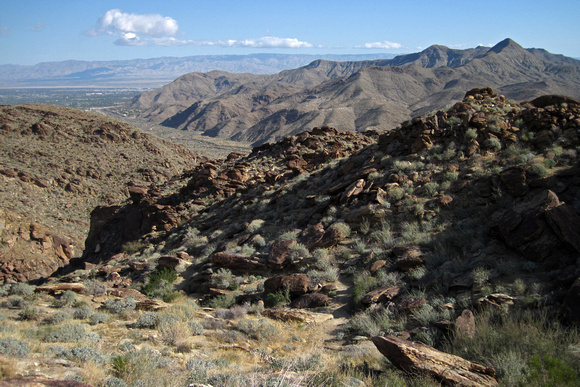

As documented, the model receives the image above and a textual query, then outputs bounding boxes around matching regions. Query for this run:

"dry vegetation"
[1,89,580,386]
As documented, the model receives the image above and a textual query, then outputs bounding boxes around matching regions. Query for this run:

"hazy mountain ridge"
[132,39,580,146]
[0,53,396,87]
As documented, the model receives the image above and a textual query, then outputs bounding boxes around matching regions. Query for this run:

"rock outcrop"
[372,335,498,386]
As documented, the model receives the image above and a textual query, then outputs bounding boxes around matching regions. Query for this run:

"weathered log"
[372,335,498,386]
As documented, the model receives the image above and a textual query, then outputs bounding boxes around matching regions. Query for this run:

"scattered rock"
[372,335,498,386]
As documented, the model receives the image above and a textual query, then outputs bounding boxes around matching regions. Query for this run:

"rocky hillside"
[3,88,573,385]
[128,39,580,146]
[0,105,202,283]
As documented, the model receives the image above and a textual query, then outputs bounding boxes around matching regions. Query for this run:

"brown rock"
[107,288,147,300]
[157,255,189,271]
[455,309,476,338]
[290,293,330,308]
[398,296,426,312]
[136,299,168,311]
[488,190,565,261]
[369,260,387,274]
[209,252,265,271]
[341,179,366,203]
[264,274,309,297]
[36,283,85,294]
[500,166,527,197]
[475,293,514,310]
[268,240,295,269]
[262,307,316,323]
[0,378,93,387]
[361,286,401,305]
[392,245,424,271]
[372,335,498,386]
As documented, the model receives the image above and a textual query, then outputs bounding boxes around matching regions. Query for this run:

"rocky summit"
[0,87,578,386]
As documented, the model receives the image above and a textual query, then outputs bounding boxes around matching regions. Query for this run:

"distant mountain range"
[0,53,395,88]
[129,39,580,146]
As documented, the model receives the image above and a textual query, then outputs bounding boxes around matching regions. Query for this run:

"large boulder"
[488,190,575,261]
[372,335,498,386]
[290,293,330,309]
[264,274,309,297]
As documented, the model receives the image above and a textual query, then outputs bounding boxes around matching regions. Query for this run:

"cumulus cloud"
[356,40,403,49]
[88,9,315,49]
[88,9,182,46]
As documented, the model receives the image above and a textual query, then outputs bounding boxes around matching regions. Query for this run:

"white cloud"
[88,9,182,45]
[88,10,314,49]
[195,36,314,48]
[356,41,403,49]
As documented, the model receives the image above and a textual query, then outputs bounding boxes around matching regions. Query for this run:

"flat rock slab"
[372,335,498,386]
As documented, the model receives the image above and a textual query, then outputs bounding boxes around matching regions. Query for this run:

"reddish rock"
[361,286,401,305]
[500,166,527,197]
[268,240,295,269]
[157,255,189,271]
[455,309,476,338]
[107,288,148,300]
[210,252,265,272]
[36,283,85,294]
[392,245,424,271]
[264,274,309,297]
[370,260,387,274]
[398,296,427,312]
[488,190,567,261]
[372,335,498,386]
[0,378,93,387]
[290,293,330,308]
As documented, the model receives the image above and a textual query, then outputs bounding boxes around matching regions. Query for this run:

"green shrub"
[43,323,87,342]
[73,306,93,320]
[89,312,109,325]
[142,268,178,302]
[528,163,549,178]
[525,354,579,386]
[188,321,204,335]
[484,138,501,151]
[0,337,30,357]
[121,240,147,255]
[47,311,73,325]
[237,318,280,341]
[19,305,40,321]
[208,293,237,309]
[464,128,478,140]
[8,283,36,297]
[264,287,290,308]
[135,312,158,329]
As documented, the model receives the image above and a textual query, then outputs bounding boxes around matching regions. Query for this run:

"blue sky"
[1,0,579,65]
